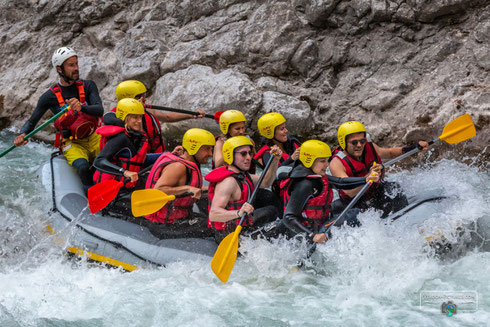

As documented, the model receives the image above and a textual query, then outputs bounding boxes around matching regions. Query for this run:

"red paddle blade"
[214,111,225,123]
[87,180,124,214]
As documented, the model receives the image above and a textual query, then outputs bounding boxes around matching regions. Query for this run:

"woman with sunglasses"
[329,121,428,217]
[280,140,378,243]
[103,80,206,154]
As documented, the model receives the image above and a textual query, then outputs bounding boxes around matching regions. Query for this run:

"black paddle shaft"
[121,164,154,185]
[302,181,374,262]
[145,104,215,119]
[236,155,276,227]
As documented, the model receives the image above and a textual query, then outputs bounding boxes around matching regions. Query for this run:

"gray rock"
[151,65,262,140]
[415,0,469,23]
[0,0,488,165]
[291,40,319,76]
[78,56,108,90]
[253,91,312,138]
[473,45,490,71]
[475,20,490,43]
[303,0,342,27]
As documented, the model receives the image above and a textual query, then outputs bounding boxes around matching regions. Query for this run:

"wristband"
[236,210,240,218]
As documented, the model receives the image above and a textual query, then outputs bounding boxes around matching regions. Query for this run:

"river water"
[0,130,489,327]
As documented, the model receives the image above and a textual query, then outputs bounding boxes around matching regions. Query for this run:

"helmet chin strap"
[232,163,247,172]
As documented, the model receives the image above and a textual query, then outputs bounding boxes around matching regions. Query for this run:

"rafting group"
[8,47,477,254]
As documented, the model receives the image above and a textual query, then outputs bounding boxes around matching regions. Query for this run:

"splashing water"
[1,131,489,326]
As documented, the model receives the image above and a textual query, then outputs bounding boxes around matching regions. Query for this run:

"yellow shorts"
[62,132,101,166]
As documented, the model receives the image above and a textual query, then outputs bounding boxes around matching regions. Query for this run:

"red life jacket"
[331,142,384,199]
[92,125,150,188]
[144,153,202,223]
[254,138,301,164]
[110,107,165,153]
[206,166,255,231]
[52,81,100,147]
[280,175,333,228]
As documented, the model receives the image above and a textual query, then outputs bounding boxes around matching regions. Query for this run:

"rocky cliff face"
[0,0,488,165]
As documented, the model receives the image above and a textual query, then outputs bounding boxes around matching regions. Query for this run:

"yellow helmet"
[182,128,216,155]
[116,80,147,101]
[337,121,366,150]
[257,112,286,139]
[219,110,246,135]
[222,136,253,165]
[116,98,145,121]
[299,140,332,168]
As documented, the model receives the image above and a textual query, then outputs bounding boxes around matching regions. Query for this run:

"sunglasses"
[135,93,146,99]
[234,150,253,157]
[350,139,366,146]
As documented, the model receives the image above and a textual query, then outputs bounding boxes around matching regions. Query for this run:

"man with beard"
[207,136,282,243]
[14,47,103,191]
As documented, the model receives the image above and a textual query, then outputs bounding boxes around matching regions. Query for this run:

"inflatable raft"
[38,152,485,270]
[37,152,217,271]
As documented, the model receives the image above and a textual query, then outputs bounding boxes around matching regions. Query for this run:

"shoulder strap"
[76,80,85,104]
[50,84,66,106]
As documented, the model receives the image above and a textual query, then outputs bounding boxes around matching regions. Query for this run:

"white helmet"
[52,47,77,68]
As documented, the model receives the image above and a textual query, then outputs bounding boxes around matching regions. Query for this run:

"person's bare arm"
[330,156,379,197]
[154,162,202,199]
[209,177,253,222]
[373,143,401,160]
[252,145,281,188]
[146,108,205,123]
[373,141,429,160]
[213,137,225,168]
[330,157,363,198]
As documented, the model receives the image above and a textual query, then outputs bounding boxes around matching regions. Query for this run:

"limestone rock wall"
[0,0,488,165]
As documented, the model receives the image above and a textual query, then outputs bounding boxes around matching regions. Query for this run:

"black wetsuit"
[255,136,302,217]
[103,111,125,127]
[20,80,103,134]
[93,129,147,177]
[20,80,103,190]
[248,164,367,240]
[93,129,151,217]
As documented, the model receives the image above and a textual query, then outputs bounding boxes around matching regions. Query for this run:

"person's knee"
[72,158,93,186]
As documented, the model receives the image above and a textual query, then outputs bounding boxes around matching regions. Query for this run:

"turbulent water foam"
[1,132,489,326]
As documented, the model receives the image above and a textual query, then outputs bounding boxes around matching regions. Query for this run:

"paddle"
[0,104,70,159]
[131,189,195,217]
[382,113,476,168]
[211,155,276,283]
[144,104,224,122]
[88,165,154,214]
[299,113,476,266]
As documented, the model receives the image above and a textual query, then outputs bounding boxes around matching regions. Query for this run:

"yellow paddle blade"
[211,225,243,283]
[439,113,476,144]
[131,189,175,217]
